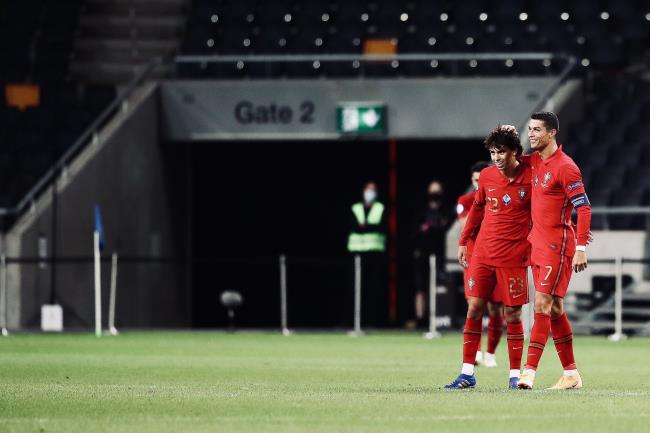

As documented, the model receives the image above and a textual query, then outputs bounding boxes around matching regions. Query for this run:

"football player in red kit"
[446,125,531,389]
[457,161,504,368]
[518,112,591,390]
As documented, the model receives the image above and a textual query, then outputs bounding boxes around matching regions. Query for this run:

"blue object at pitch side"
[444,374,476,389]
[94,205,105,251]
[509,377,519,389]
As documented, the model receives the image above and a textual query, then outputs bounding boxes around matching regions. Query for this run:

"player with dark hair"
[517,112,591,390]
[445,125,531,389]
[456,160,504,368]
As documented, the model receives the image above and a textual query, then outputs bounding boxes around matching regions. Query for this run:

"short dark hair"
[531,111,559,133]
[470,161,490,174]
[484,125,523,156]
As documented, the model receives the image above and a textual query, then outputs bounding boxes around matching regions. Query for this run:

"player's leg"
[547,263,583,390]
[463,259,483,365]
[519,255,557,389]
[483,300,503,368]
[445,261,495,389]
[504,305,524,388]
[444,296,486,389]
[495,266,527,388]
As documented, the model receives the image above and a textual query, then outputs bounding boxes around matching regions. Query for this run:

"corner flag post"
[93,205,105,338]
[108,252,119,336]
[1,253,8,336]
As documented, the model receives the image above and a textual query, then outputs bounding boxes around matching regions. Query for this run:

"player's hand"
[573,251,588,273]
[457,245,468,269]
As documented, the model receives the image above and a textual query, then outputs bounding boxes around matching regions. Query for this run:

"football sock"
[506,320,525,371]
[524,312,551,370]
[551,313,577,371]
[487,314,503,354]
[463,318,483,372]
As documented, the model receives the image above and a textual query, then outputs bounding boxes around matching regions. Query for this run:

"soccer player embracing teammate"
[446,125,531,389]
[517,112,591,390]
[456,161,504,368]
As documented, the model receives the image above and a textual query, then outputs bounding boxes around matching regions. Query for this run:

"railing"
[0,57,164,219]
[1,253,648,339]
[591,206,650,230]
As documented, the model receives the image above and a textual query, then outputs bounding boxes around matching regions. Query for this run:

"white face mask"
[363,189,377,204]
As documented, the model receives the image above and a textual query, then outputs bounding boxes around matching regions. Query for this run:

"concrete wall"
[160,78,556,140]
[6,83,189,330]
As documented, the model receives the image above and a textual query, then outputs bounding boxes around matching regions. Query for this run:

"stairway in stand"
[71,0,186,84]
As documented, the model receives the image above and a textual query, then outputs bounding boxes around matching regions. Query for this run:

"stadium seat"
[589,166,627,191]
[609,187,646,229]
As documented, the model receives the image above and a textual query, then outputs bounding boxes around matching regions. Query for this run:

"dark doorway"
[189,139,487,328]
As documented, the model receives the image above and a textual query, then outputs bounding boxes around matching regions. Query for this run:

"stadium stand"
[179,0,649,78]
[565,75,650,230]
[0,0,116,208]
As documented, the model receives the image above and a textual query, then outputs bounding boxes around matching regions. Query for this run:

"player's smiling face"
[489,146,517,172]
[528,119,555,151]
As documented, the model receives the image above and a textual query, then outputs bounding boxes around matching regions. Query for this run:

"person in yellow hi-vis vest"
[347,181,387,253]
[346,181,388,327]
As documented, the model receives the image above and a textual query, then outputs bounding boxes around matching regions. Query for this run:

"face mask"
[363,190,377,203]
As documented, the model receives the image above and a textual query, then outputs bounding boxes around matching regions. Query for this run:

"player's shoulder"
[481,164,499,179]
[520,160,534,179]
[557,148,582,173]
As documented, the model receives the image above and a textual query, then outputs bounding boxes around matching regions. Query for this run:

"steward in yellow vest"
[347,182,387,253]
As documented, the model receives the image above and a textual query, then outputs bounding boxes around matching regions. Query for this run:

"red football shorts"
[466,259,528,306]
[531,249,573,298]
[463,254,501,302]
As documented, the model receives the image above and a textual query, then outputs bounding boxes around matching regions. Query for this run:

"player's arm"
[458,186,486,268]
[563,167,592,272]
[456,197,470,233]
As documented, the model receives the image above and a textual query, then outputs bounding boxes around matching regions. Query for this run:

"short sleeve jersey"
[528,145,589,258]
[464,163,532,267]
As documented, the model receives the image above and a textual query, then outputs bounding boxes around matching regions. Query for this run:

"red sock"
[551,313,577,370]
[524,312,551,370]
[487,314,503,354]
[506,320,524,370]
[463,318,483,365]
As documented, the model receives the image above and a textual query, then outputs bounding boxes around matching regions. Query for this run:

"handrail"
[591,206,650,215]
[174,52,560,63]
[0,57,165,219]
[517,53,577,144]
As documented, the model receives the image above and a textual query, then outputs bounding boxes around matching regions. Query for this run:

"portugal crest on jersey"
[541,171,552,188]
[502,193,512,206]
[518,188,527,199]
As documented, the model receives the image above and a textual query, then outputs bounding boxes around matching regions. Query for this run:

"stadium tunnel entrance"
[186,139,486,329]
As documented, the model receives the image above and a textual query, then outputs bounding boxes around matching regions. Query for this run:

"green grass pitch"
[1,331,649,433]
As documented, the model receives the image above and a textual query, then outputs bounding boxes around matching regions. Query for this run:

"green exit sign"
[336,103,387,135]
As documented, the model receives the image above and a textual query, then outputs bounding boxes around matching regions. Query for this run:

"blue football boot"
[444,373,476,389]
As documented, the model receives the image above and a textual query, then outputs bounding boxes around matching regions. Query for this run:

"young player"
[456,161,504,368]
[445,125,531,389]
[518,112,591,390]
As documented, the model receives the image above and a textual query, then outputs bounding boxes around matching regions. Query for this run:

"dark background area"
[187,139,487,328]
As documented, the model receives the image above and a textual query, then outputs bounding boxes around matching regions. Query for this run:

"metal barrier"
[0,253,647,338]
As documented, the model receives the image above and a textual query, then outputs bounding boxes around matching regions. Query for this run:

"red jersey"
[528,145,591,258]
[456,191,478,256]
[459,163,532,267]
